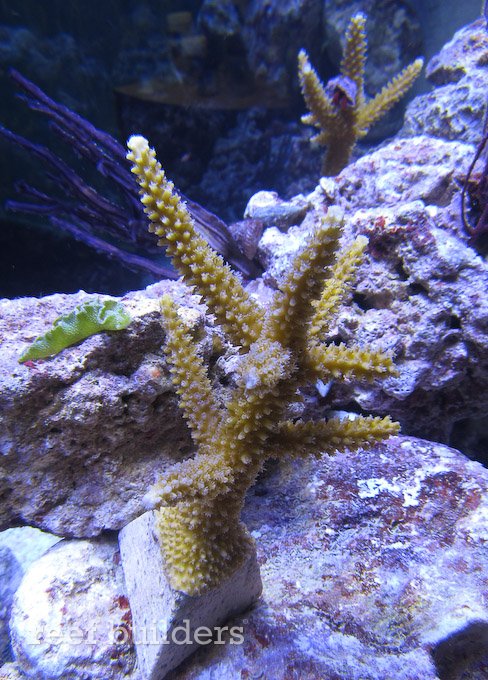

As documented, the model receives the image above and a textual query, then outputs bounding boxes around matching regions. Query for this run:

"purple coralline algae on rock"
[401,18,488,143]
[8,436,488,679]
[257,133,488,453]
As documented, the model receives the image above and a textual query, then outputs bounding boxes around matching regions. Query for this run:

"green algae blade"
[19,298,132,362]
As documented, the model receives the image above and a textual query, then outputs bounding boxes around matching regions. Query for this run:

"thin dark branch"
[461,133,488,238]
[0,70,262,279]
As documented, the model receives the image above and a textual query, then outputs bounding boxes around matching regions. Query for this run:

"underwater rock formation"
[402,18,488,143]
[8,436,488,679]
[0,283,204,536]
[259,133,488,453]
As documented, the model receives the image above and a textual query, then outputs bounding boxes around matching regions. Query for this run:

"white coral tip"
[127,134,149,156]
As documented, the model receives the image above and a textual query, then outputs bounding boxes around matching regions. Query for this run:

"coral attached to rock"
[127,134,398,596]
[298,13,423,176]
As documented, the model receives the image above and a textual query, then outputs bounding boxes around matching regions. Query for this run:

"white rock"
[119,511,262,679]
[10,538,137,679]
[0,527,61,571]
[244,190,308,229]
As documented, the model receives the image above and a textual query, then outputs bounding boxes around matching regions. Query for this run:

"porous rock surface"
[9,538,136,679]
[0,281,213,537]
[174,436,488,679]
[9,436,488,679]
[402,19,488,143]
[257,134,488,454]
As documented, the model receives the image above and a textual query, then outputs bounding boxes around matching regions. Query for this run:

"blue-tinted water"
[0,0,481,297]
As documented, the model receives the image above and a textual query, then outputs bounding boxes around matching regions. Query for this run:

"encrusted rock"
[257,135,488,455]
[315,135,474,211]
[165,436,488,678]
[402,19,488,143]
[119,511,262,679]
[9,436,488,679]
[0,280,211,537]
[9,538,136,679]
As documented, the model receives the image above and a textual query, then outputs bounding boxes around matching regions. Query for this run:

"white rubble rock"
[9,538,137,679]
[0,527,61,571]
[244,190,309,229]
[119,511,262,679]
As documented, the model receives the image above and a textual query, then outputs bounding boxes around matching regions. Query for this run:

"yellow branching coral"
[127,135,400,596]
[298,13,423,176]
[127,134,263,351]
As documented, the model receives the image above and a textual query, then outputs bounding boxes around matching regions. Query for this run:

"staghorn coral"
[298,13,423,176]
[127,134,399,596]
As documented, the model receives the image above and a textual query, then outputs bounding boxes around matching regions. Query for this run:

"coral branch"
[268,416,400,458]
[309,235,368,340]
[307,343,398,382]
[340,13,367,107]
[357,59,424,134]
[127,135,400,595]
[298,13,423,175]
[267,209,342,352]
[159,295,221,446]
[127,135,264,350]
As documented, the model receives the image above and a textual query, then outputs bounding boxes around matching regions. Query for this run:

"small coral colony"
[125,124,400,596]
[19,13,422,595]
[124,12,419,595]
[298,13,422,175]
